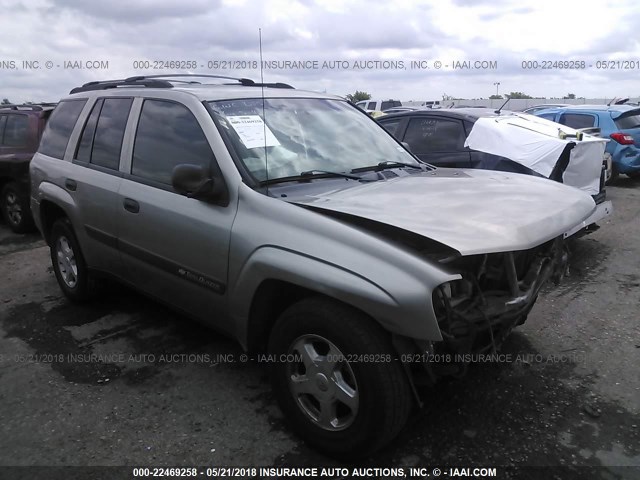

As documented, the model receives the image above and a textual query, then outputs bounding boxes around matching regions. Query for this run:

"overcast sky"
[1,0,639,103]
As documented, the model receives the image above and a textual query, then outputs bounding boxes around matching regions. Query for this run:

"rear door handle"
[123,198,140,214]
[65,179,77,191]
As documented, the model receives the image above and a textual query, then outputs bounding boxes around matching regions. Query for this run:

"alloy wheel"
[286,334,359,431]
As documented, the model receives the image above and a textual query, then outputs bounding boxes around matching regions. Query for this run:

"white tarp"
[465,113,608,195]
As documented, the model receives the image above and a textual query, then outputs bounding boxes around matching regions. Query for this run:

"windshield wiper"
[352,160,429,173]
[258,170,362,186]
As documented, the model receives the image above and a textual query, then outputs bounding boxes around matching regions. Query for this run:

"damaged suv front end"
[208,92,596,455]
[431,238,567,365]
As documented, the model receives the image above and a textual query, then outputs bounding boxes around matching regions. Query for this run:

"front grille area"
[431,237,568,356]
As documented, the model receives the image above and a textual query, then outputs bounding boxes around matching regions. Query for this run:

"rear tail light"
[610,132,635,145]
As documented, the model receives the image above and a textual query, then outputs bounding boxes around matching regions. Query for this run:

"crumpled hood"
[291,169,596,255]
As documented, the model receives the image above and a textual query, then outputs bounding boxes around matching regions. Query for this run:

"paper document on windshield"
[227,115,281,149]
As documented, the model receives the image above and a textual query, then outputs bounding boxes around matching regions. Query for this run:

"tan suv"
[30,74,596,457]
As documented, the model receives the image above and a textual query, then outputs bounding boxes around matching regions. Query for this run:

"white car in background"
[355,99,401,113]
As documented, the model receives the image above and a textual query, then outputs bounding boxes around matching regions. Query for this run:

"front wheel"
[268,297,412,458]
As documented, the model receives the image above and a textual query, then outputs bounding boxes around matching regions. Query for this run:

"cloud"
[48,0,218,23]
[1,0,639,102]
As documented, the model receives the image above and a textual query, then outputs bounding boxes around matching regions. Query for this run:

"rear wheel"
[268,297,412,458]
[627,171,640,179]
[50,218,96,302]
[1,182,35,233]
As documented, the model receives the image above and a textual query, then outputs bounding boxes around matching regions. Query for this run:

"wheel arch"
[245,279,319,353]
[39,200,71,245]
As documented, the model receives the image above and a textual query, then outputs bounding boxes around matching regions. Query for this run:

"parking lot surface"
[0,179,639,477]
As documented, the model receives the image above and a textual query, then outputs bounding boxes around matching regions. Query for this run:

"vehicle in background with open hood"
[378,108,612,237]
[532,104,640,181]
[30,74,596,457]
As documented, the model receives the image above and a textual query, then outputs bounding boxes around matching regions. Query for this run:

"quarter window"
[132,100,213,185]
[39,100,87,159]
[379,119,403,137]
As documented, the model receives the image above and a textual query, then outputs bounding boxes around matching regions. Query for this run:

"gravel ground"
[0,178,639,479]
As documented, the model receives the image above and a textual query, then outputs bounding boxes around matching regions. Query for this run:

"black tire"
[268,297,412,458]
[1,182,35,233]
[627,171,640,179]
[606,165,619,185]
[49,218,95,303]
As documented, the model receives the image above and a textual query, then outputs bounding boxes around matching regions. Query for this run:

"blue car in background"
[533,105,640,180]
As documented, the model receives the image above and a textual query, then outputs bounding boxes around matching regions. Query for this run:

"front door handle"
[65,179,77,191]
[123,198,140,214]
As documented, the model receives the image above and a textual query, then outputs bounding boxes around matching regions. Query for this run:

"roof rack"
[69,74,294,94]
[69,78,175,94]
[0,103,58,111]
[127,74,294,89]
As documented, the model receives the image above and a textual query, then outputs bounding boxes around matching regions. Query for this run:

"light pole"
[493,82,500,97]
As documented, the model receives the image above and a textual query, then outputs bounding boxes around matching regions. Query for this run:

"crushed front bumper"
[423,239,568,370]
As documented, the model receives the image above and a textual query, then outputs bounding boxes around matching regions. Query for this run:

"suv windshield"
[208,98,419,182]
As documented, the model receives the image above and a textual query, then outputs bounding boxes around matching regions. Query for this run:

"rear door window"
[75,98,132,170]
[3,115,29,146]
[90,98,132,170]
[75,99,103,163]
[39,100,87,159]
[558,113,596,129]
[404,117,466,153]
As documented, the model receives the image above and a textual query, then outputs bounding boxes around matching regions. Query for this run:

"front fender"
[230,246,459,348]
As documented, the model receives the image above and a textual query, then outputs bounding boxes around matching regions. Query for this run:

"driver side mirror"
[172,164,220,200]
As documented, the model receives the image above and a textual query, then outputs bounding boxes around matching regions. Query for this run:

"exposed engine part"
[418,237,570,378]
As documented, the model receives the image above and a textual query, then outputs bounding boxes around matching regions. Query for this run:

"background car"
[0,103,56,232]
[354,99,401,113]
[531,105,640,180]
[377,108,612,236]
[522,104,571,114]
[381,106,419,114]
